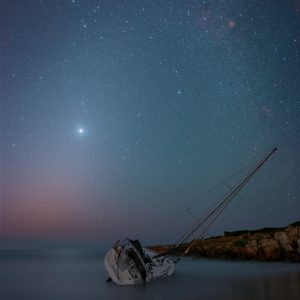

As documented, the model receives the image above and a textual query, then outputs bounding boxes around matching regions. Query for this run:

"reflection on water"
[0,250,300,300]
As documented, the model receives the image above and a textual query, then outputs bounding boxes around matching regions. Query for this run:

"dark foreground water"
[1,250,300,300]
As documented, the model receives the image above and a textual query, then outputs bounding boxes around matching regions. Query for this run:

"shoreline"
[150,221,300,262]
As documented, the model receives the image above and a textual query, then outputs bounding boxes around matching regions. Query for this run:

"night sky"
[1,0,300,249]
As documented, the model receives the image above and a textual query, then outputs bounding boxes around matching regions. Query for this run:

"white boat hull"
[104,243,175,285]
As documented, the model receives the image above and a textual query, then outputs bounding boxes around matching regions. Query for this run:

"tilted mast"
[156,147,277,257]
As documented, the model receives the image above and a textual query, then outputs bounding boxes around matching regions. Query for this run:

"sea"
[1,249,300,300]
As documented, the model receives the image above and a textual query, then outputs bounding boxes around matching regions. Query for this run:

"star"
[77,127,85,136]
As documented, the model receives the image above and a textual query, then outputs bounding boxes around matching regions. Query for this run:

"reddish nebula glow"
[227,19,236,29]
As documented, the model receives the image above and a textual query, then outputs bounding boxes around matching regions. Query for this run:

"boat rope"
[134,163,255,241]
[153,147,277,258]
[174,147,277,251]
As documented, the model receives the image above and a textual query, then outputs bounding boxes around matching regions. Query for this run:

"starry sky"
[1,0,300,249]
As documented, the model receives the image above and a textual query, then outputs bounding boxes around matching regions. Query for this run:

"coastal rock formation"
[190,225,300,261]
[151,222,300,262]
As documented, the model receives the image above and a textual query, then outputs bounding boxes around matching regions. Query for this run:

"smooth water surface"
[1,250,300,300]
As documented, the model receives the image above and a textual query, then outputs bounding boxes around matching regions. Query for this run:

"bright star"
[77,127,85,135]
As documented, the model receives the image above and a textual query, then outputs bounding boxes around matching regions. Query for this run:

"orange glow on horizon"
[2,178,113,241]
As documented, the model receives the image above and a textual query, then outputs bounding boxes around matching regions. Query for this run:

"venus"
[78,127,85,135]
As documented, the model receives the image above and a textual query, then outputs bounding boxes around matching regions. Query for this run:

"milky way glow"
[1,0,300,247]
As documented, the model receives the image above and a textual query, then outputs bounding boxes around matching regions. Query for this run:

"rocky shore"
[150,221,300,262]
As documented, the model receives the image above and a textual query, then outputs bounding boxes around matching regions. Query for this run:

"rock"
[150,223,300,262]
[248,239,257,247]
[274,231,288,243]
[285,226,300,241]
[241,239,258,258]
[297,238,300,254]
[274,231,293,251]
[259,238,282,260]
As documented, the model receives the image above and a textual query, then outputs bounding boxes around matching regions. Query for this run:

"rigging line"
[172,147,277,251]
[135,175,248,239]
[133,181,225,238]
[135,160,259,239]
[221,162,255,182]
[158,174,243,224]
[155,209,202,242]
[169,161,255,216]
[185,208,200,221]
[222,181,244,201]
[169,189,236,247]
[134,208,188,239]
[183,190,241,255]
[183,188,240,254]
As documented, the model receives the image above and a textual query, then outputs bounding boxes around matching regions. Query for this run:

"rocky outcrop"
[150,222,300,262]
[191,225,300,261]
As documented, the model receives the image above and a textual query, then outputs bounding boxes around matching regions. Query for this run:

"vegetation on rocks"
[150,221,300,262]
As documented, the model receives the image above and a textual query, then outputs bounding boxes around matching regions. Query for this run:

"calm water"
[1,250,300,300]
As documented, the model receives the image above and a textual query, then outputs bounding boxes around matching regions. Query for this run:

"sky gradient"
[1,0,300,249]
